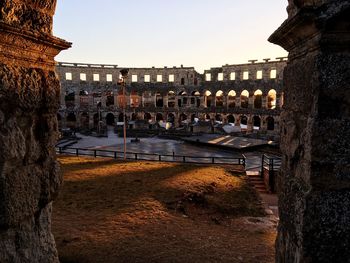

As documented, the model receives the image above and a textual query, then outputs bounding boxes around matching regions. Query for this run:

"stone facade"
[270,0,350,262]
[56,59,286,133]
[0,0,70,262]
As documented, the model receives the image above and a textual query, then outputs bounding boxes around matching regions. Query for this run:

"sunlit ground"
[53,156,276,263]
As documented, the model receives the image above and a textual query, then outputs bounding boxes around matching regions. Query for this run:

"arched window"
[178,91,187,107]
[253,116,261,128]
[267,116,275,130]
[106,113,115,126]
[106,91,114,107]
[191,91,201,107]
[80,112,89,128]
[144,112,152,121]
[254,90,263,109]
[240,90,249,108]
[168,91,176,108]
[240,115,248,125]
[156,92,163,108]
[167,113,175,123]
[215,90,224,107]
[130,91,140,108]
[227,114,235,124]
[228,90,236,108]
[204,90,212,108]
[156,113,163,121]
[268,89,277,109]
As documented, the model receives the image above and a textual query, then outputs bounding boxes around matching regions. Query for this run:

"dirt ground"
[53,156,277,263]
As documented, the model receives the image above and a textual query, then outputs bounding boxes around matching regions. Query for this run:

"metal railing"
[261,154,281,192]
[56,146,245,166]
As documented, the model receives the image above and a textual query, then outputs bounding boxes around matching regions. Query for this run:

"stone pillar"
[269,1,350,262]
[246,115,253,133]
[74,92,80,109]
[0,1,71,262]
[101,94,107,108]
[248,92,254,109]
[235,96,240,108]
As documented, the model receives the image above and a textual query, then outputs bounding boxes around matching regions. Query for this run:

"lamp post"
[120,69,129,160]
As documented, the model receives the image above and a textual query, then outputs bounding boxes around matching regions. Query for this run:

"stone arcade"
[0,0,349,262]
[56,59,286,134]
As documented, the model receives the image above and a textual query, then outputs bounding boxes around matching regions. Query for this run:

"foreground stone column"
[0,1,70,262]
[269,1,350,262]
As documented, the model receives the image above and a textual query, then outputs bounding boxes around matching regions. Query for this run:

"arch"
[143,91,153,107]
[168,91,176,108]
[130,91,140,108]
[215,90,224,107]
[253,116,261,128]
[156,92,164,108]
[267,116,275,131]
[179,113,187,126]
[106,113,115,126]
[106,91,114,107]
[144,112,152,121]
[191,90,200,96]
[93,113,100,128]
[228,90,236,108]
[131,113,138,121]
[156,113,164,121]
[227,114,235,124]
[204,113,211,121]
[254,89,263,109]
[178,91,188,107]
[65,91,75,108]
[66,112,76,122]
[80,112,89,129]
[167,113,175,123]
[240,90,249,108]
[191,114,197,122]
[204,90,212,108]
[118,112,124,122]
[267,89,277,109]
[215,114,222,122]
[240,115,248,125]
[191,90,201,107]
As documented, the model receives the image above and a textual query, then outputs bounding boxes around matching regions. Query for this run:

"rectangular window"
[106,74,113,82]
[80,73,86,81]
[256,70,263,79]
[230,72,236,80]
[132,75,138,82]
[157,75,163,82]
[93,73,100,81]
[218,73,223,81]
[65,72,72,80]
[243,71,249,80]
[205,73,211,81]
[270,69,277,79]
[169,74,175,82]
[144,75,150,82]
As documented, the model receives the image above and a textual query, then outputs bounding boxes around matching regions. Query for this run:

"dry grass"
[53,156,276,263]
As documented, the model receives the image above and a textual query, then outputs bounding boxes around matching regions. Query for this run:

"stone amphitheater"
[56,58,287,134]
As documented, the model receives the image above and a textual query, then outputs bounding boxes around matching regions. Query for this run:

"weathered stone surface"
[270,0,350,262]
[0,0,70,262]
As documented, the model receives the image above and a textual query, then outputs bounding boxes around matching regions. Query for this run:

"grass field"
[53,156,276,263]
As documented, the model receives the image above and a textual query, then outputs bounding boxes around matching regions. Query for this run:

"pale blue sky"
[53,0,288,72]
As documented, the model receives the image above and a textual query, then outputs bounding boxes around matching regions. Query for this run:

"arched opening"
[144,112,152,122]
[179,113,187,126]
[168,91,176,108]
[118,112,124,122]
[227,114,235,124]
[240,115,248,125]
[204,113,211,121]
[178,91,187,107]
[106,91,114,107]
[156,113,164,121]
[65,91,75,108]
[167,113,175,123]
[267,116,275,131]
[131,113,138,121]
[106,113,115,126]
[93,92,102,107]
[253,116,261,128]
[228,90,236,108]
[215,90,224,107]
[130,91,140,108]
[66,112,76,128]
[204,90,212,108]
[240,90,249,108]
[143,91,153,107]
[191,91,201,107]
[191,114,197,122]
[267,89,277,109]
[215,114,222,122]
[80,112,89,129]
[254,89,263,109]
[156,92,164,108]
[93,113,100,128]
[79,90,89,107]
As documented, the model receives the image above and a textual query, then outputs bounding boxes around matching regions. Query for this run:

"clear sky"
[53,0,288,73]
